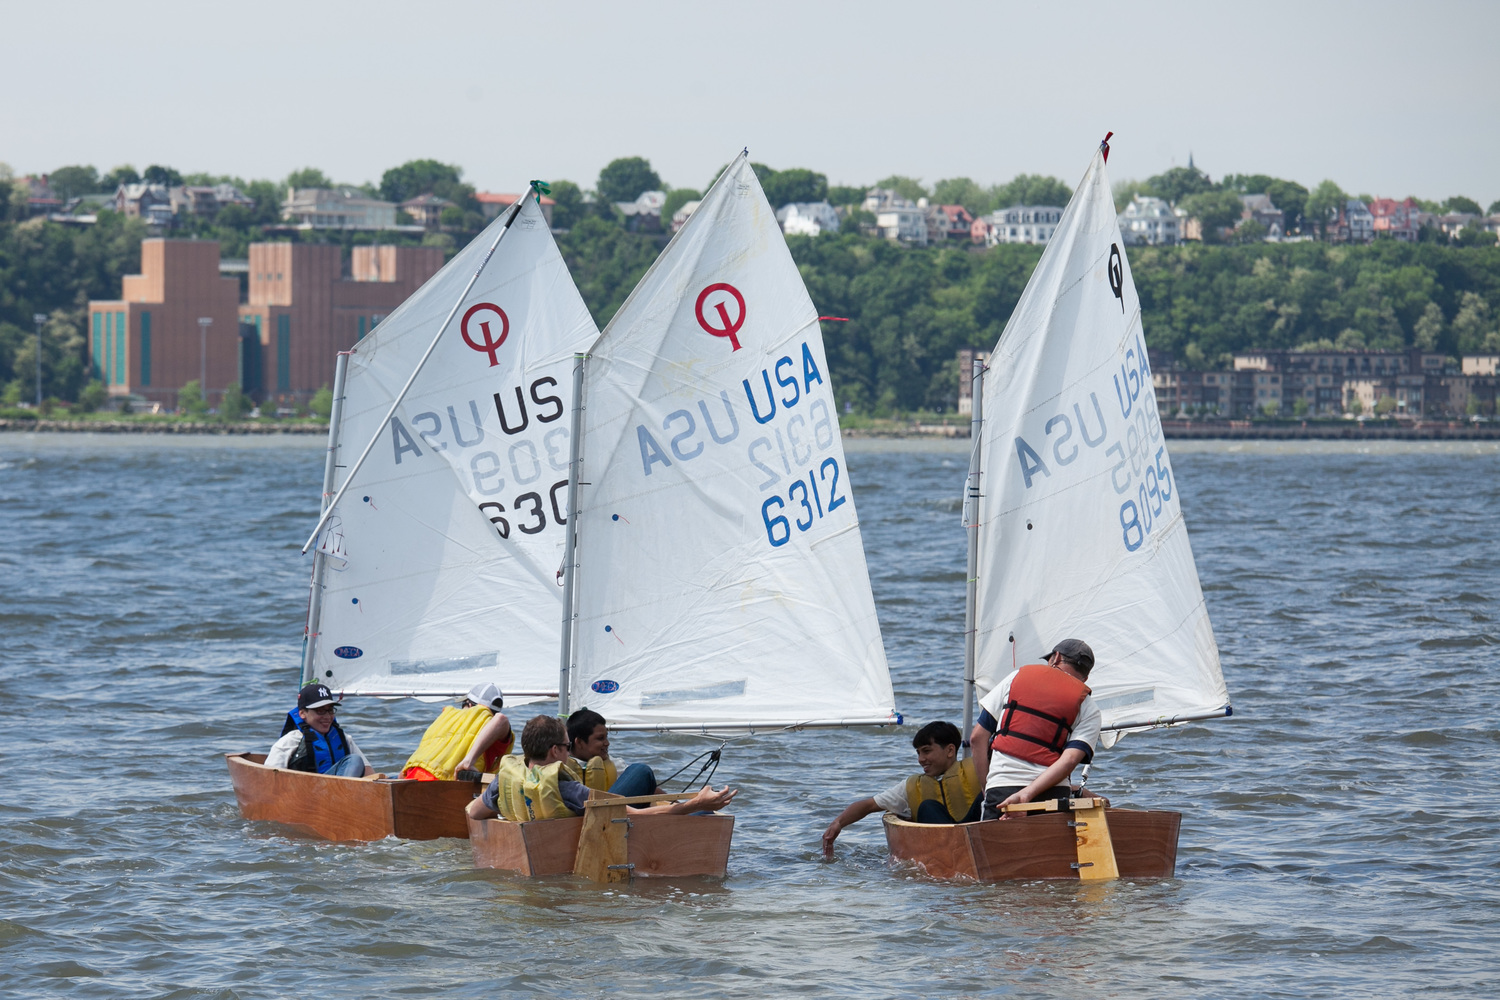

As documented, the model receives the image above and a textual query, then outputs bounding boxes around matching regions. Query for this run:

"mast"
[557,352,588,717]
[300,350,350,685]
[960,356,985,757]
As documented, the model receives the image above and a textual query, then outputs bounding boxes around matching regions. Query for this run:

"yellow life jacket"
[520,759,584,820]
[492,755,532,822]
[575,755,619,792]
[904,757,979,822]
[401,704,495,780]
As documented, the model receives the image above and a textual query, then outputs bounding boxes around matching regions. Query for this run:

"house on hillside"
[282,188,398,230]
[169,184,254,219]
[777,201,840,237]
[615,190,666,232]
[1437,212,1479,238]
[1118,195,1179,245]
[985,205,1064,245]
[400,193,453,230]
[861,188,912,213]
[671,199,701,232]
[874,203,927,245]
[926,204,974,243]
[1368,198,1421,241]
[115,183,175,226]
[1239,194,1285,239]
[17,175,62,216]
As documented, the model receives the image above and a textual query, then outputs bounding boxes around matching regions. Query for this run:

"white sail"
[312,195,599,699]
[973,145,1229,734]
[567,154,898,731]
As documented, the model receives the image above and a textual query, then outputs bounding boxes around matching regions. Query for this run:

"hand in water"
[821,821,841,858]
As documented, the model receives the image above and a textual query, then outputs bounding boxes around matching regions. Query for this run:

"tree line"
[3,156,1498,414]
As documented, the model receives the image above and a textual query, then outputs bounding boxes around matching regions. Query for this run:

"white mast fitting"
[565,152,900,733]
[959,356,984,756]
[970,137,1230,740]
[305,190,600,700]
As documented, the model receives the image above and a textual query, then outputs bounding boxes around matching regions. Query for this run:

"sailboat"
[228,189,603,842]
[468,152,901,879]
[883,136,1232,880]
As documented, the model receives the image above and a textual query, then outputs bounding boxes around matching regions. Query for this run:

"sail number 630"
[761,457,847,547]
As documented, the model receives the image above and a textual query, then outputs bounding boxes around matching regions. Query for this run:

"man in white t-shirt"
[970,639,1101,820]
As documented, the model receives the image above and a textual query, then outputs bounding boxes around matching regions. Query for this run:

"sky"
[3,0,1498,206]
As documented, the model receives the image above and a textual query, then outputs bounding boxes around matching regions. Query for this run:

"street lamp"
[33,313,46,407]
[197,317,213,403]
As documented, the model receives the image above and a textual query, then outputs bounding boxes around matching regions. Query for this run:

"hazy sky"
[4,0,1497,204]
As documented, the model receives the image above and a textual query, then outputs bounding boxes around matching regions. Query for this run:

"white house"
[777,201,841,237]
[875,204,927,245]
[671,199,701,232]
[282,187,397,229]
[984,204,1065,246]
[1118,195,1180,246]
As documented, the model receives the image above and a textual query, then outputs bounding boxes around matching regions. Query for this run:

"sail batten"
[567,154,898,729]
[310,194,600,700]
[973,146,1229,735]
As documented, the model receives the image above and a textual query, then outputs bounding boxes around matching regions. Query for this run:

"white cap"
[466,682,504,710]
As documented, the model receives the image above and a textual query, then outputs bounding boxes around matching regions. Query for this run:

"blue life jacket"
[286,721,352,774]
[281,707,301,738]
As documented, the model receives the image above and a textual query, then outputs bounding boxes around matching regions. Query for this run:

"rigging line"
[299,191,534,555]
[659,744,726,792]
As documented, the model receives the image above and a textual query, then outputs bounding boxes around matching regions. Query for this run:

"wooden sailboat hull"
[468,813,735,878]
[226,753,478,842]
[883,809,1180,880]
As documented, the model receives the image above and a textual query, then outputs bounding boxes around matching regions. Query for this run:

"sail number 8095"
[1118,446,1173,551]
[761,457,847,547]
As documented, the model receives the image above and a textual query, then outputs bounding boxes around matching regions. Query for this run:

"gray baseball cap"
[1045,639,1095,673]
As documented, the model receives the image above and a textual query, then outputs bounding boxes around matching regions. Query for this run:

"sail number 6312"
[761,457,847,547]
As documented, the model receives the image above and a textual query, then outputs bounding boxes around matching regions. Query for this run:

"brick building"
[239,242,442,403]
[88,240,241,409]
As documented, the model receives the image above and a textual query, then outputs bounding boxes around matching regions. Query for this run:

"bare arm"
[969,723,993,789]
[457,712,512,773]
[821,797,882,857]
[634,784,737,816]
[996,748,1087,813]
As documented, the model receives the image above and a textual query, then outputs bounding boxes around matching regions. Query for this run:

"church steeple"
[1188,151,1195,171]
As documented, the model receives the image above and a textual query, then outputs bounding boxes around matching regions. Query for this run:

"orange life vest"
[990,663,1091,766]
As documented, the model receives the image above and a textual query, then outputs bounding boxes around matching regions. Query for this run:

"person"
[466,716,735,821]
[400,682,514,781]
[969,638,1101,820]
[820,721,980,857]
[566,708,661,797]
[265,683,374,777]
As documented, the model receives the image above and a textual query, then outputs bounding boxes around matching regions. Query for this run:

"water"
[2,433,1497,999]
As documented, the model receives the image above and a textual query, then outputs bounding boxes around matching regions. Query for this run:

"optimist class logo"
[695,282,746,351]
[460,302,510,366]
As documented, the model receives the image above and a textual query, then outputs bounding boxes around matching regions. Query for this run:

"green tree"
[1454,226,1498,247]
[309,384,334,420]
[874,175,928,203]
[221,381,247,419]
[1452,291,1496,352]
[932,177,991,216]
[1413,302,1444,350]
[1347,394,1363,416]
[439,204,465,229]
[597,157,661,204]
[142,165,183,186]
[100,165,140,190]
[761,168,828,209]
[1265,179,1309,232]
[827,184,867,207]
[548,180,586,228]
[1292,395,1309,417]
[259,396,279,418]
[1444,196,1482,215]
[1113,179,1148,213]
[1304,180,1348,239]
[179,379,207,416]
[1489,199,1500,215]
[991,174,1072,208]
[75,380,106,413]
[243,179,283,225]
[379,159,476,209]
[285,167,332,191]
[1222,173,1276,194]
[50,165,101,200]
[660,187,701,228]
[1180,189,1245,243]
[1144,165,1213,205]
[1373,395,1398,417]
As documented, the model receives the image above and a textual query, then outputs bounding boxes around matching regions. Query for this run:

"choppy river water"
[2,433,1497,999]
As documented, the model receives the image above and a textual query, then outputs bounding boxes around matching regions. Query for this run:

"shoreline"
[0,418,328,435]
